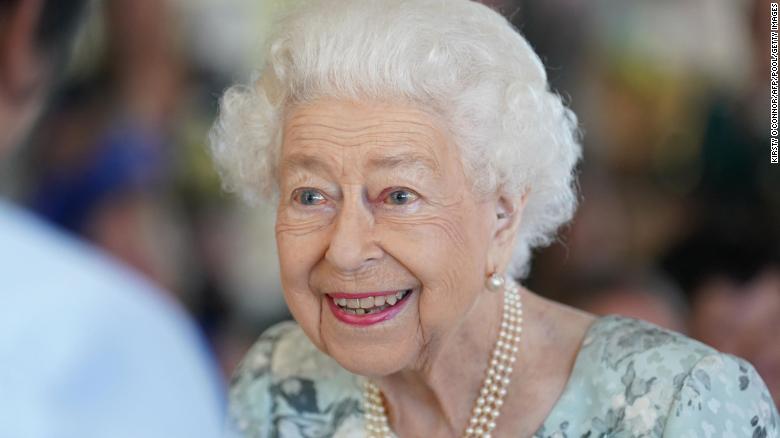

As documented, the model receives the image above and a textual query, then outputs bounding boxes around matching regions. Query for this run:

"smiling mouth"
[329,289,413,315]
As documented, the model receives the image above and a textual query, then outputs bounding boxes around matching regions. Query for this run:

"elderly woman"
[209,0,779,436]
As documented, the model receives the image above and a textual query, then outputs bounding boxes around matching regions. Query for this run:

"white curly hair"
[209,0,582,278]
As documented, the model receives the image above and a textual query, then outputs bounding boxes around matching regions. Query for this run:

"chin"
[325,340,415,378]
[312,285,425,376]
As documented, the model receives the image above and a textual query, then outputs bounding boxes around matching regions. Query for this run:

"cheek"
[275,213,332,349]
[378,206,490,333]
[276,211,330,284]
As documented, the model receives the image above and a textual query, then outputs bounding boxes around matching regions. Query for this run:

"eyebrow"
[279,151,440,177]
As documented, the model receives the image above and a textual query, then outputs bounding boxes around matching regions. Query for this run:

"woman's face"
[275,99,499,376]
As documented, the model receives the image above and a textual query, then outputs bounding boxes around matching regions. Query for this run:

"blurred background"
[0,0,776,404]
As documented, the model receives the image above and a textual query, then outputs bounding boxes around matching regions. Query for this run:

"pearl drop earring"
[486,272,505,292]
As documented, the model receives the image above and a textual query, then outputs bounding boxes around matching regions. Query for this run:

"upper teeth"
[334,290,409,309]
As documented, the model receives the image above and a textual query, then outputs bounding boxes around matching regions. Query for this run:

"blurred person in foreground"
[0,0,224,436]
[210,0,778,436]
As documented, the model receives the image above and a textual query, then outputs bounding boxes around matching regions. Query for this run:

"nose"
[324,187,383,273]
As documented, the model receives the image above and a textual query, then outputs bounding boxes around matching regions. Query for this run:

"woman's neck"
[374,286,506,436]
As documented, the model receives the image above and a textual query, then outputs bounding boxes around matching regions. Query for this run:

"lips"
[326,288,414,326]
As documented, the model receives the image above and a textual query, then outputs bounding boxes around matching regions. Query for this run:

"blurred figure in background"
[662,206,780,407]
[657,0,780,405]
[0,0,225,436]
[517,0,779,405]
[26,0,185,296]
[15,0,288,377]
[566,269,689,333]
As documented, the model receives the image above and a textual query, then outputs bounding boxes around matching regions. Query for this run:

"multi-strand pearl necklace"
[363,279,524,438]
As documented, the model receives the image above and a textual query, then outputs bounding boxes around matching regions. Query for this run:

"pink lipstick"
[327,288,414,326]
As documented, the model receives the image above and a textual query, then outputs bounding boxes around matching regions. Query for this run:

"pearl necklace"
[363,279,523,438]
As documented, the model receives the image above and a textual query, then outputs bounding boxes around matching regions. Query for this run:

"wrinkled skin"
[275,98,513,373]
[274,98,594,436]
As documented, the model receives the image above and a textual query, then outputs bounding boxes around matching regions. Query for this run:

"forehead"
[280,99,453,175]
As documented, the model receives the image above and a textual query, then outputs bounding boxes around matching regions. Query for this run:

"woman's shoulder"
[536,314,779,437]
[227,321,365,437]
[582,313,717,370]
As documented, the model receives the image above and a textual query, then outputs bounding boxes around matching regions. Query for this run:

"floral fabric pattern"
[228,315,779,437]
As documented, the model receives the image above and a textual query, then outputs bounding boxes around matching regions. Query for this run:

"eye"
[384,189,418,205]
[293,188,327,206]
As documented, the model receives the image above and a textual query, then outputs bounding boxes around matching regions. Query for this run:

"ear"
[486,189,529,275]
[0,0,46,103]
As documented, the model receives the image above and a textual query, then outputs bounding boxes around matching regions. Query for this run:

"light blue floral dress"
[227,315,779,437]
